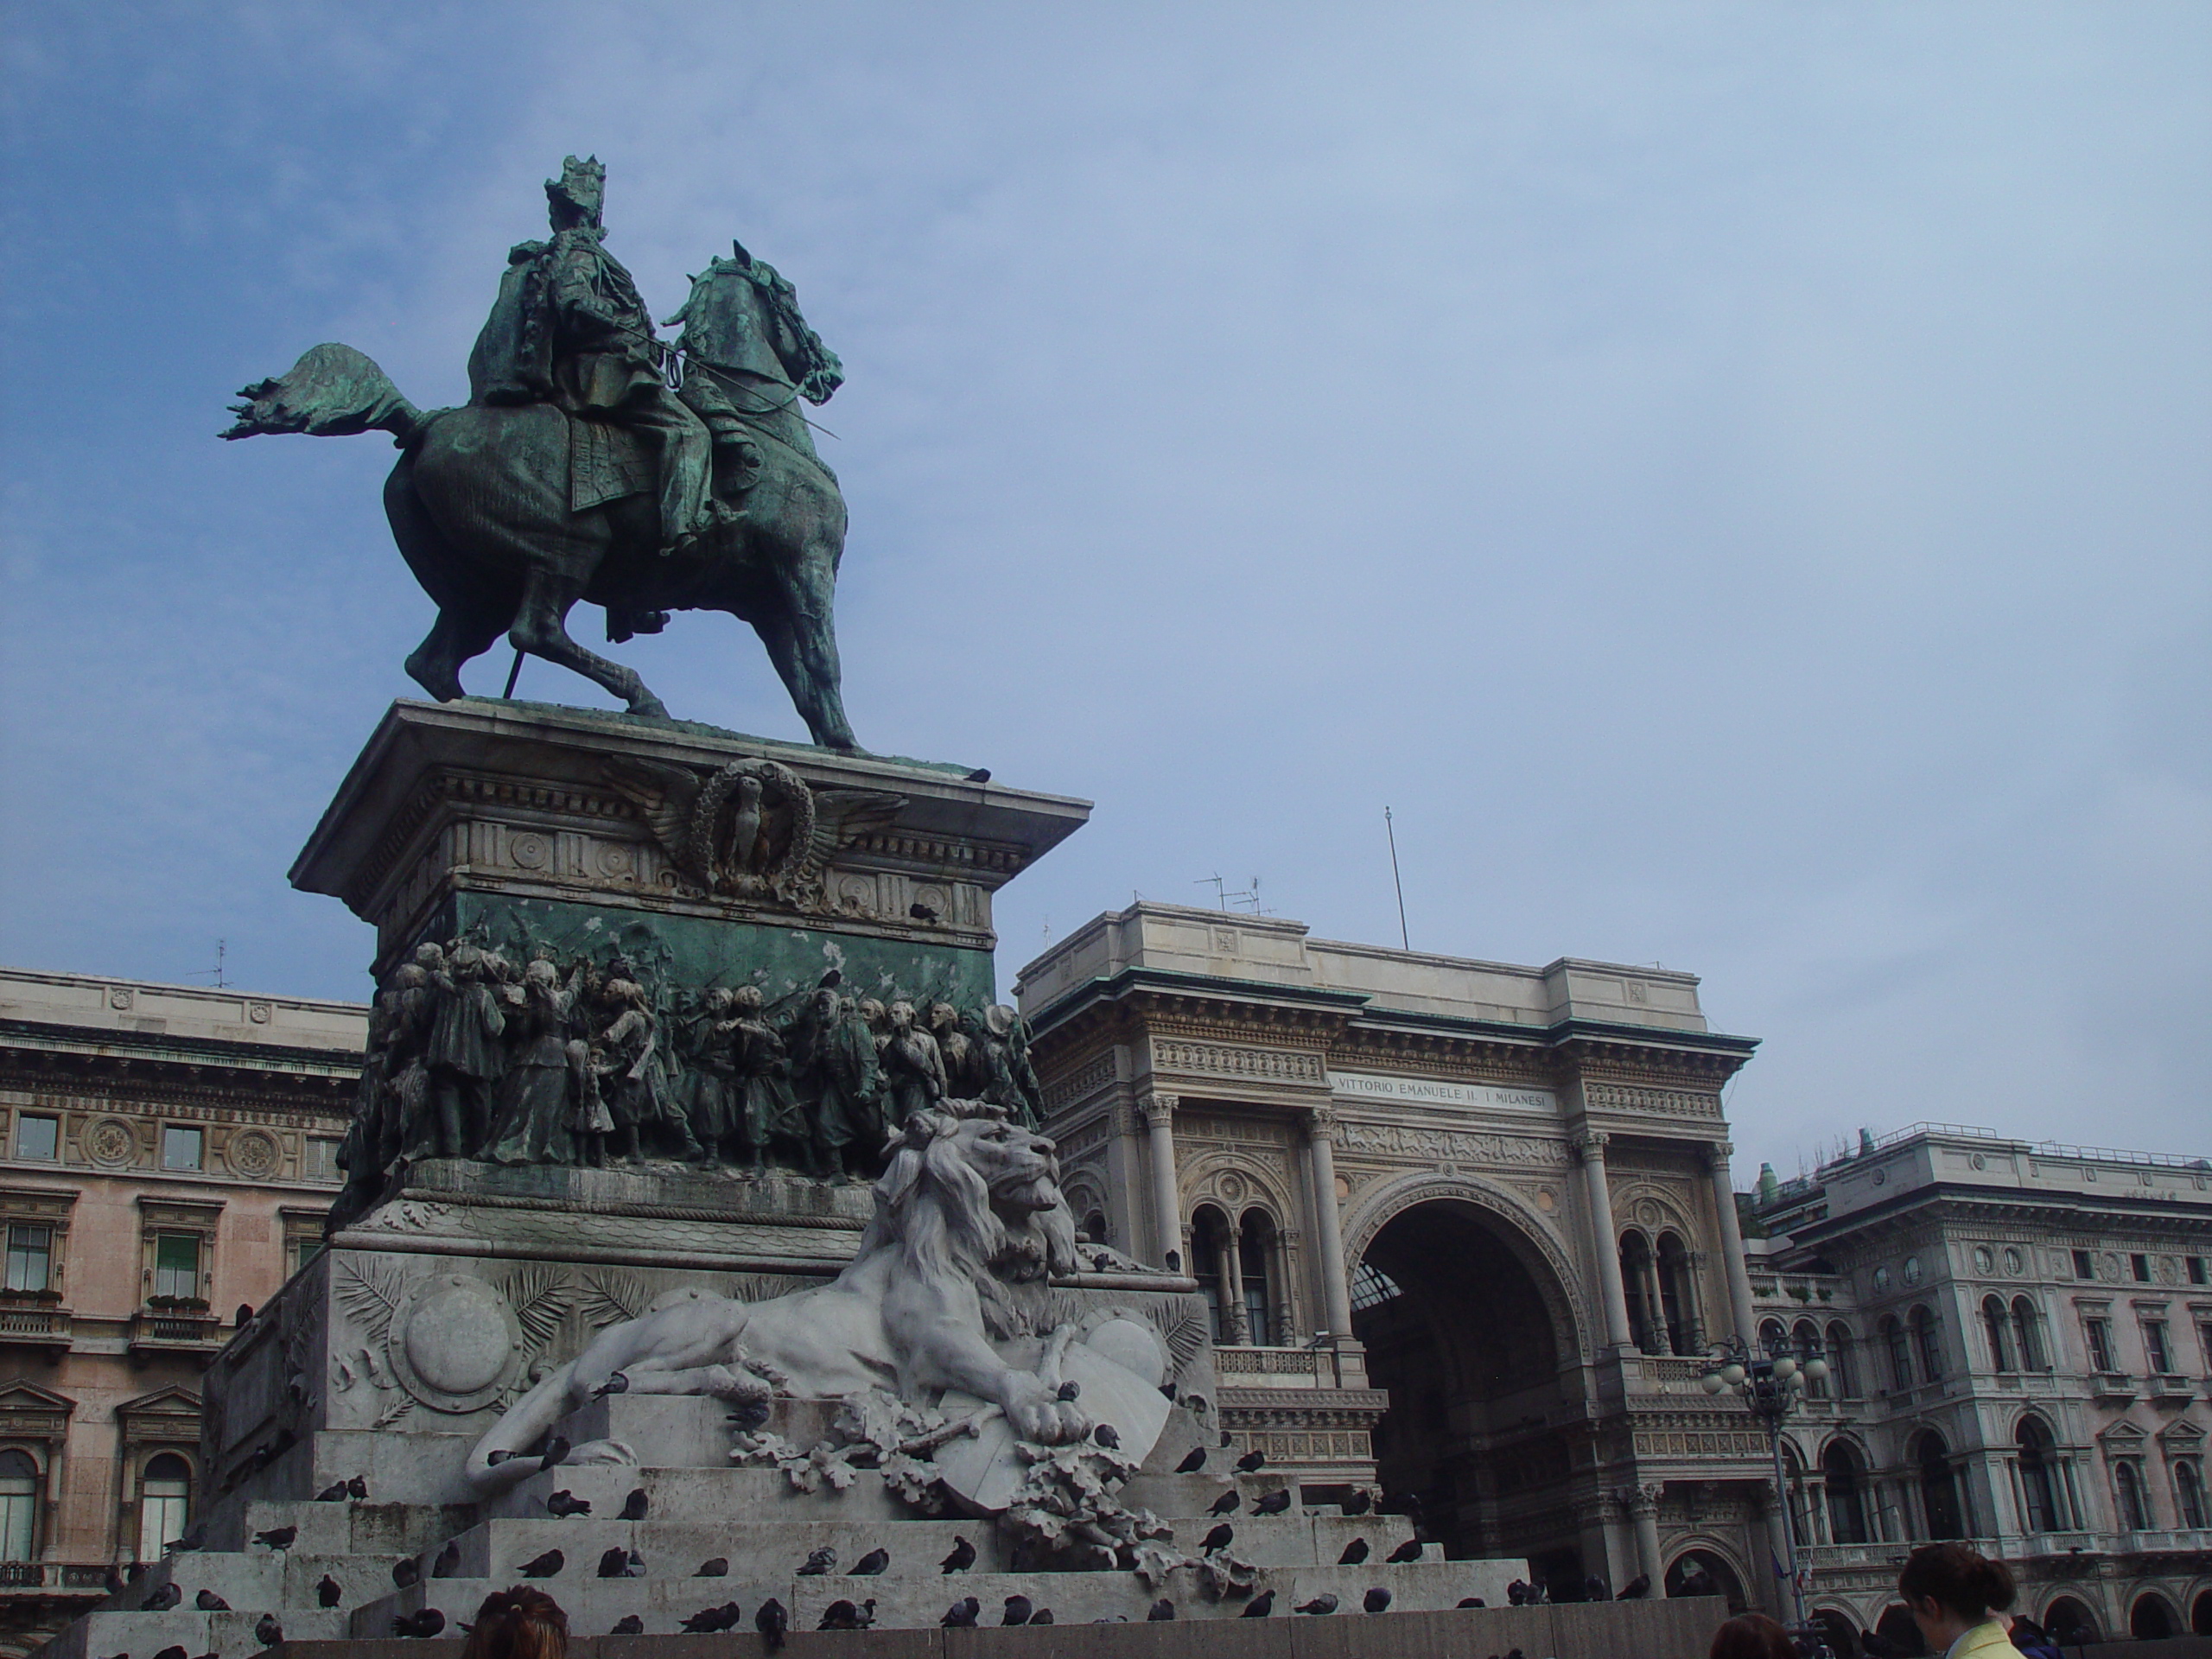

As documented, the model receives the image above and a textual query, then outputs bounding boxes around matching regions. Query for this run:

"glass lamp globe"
[1721,1363,1746,1386]
[1804,1357,1830,1381]
[1771,1355,1798,1381]
[1701,1370,1728,1395]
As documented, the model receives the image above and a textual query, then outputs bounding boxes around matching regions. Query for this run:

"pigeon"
[537,1436,571,1470]
[1507,1580,1529,1606]
[1242,1591,1274,1618]
[938,1535,976,1573]
[315,1574,341,1608]
[393,1610,446,1639]
[1174,1446,1207,1473]
[1255,1490,1293,1516]
[597,1548,631,1579]
[619,1488,648,1521]
[679,1604,741,1634]
[150,1649,186,1659]
[608,1617,644,1637]
[1582,1574,1607,1603]
[965,767,991,783]
[755,1598,789,1654]
[255,1614,283,1648]
[1295,1595,1338,1615]
[1342,1489,1373,1516]
[251,1525,296,1551]
[1387,1537,1424,1564]
[1618,1574,1651,1600]
[391,1558,420,1588]
[695,1558,728,1578]
[170,1526,206,1554]
[1338,1538,1370,1565]
[1200,1522,1234,1552]
[852,1547,889,1576]
[347,1475,368,1499]
[486,1451,512,1465]
[1094,1422,1121,1450]
[431,1541,461,1579]
[315,1479,349,1501]
[1457,1596,1486,1608]
[1235,1448,1267,1472]
[195,1591,230,1611]
[798,1547,836,1575]
[141,1584,181,1611]
[1147,1599,1176,1621]
[518,1548,563,1579]
[545,1490,591,1517]
[941,1598,981,1628]
[1363,1586,1393,1614]
[1057,1380,1080,1400]
[1002,1595,1033,1626]
[1207,1491,1241,1517]
[1030,1609,1054,1625]
[818,1599,876,1630]
[909,902,939,922]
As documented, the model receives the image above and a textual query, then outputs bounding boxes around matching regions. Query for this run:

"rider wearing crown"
[467,156,719,561]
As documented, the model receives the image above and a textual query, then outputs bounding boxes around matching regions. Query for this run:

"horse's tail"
[462,1357,578,1497]
[222,342,428,446]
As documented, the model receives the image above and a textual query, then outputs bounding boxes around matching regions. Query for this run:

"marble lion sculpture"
[465,1103,1093,1495]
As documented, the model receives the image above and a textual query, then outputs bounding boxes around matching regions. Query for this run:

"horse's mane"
[677,251,845,405]
[855,1104,1076,1339]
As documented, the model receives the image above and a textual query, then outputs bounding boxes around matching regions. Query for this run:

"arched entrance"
[1874,1603,1928,1657]
[2191,1587,2212,1636]
[1348,1193,1582,1569]
[2043,1596,2099,1645]
[2131,1592,2179,1641]
[1663,1548,1745,1610]
[1808,1608,1863,1659]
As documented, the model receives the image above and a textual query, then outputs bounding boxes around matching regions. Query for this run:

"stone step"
[38,1605,352,1659]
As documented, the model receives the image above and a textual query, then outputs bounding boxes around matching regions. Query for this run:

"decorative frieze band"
[1337,1120,1568,1166]
[1582,1083,1725,1119]
[1153,1040,1325,1084]
[1042,1052,1117,1114]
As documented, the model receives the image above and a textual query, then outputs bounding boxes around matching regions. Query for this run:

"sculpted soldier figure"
[798,988,886,1182]
[677,986,741,1160]
[423,940,508,1159]
[588,969,705,1165]
[483,957,583,1166]
[726,985,807,1173]
[880,1000,947,1123]
[470,156,718,568]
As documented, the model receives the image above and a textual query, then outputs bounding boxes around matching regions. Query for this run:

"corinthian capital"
[1702,1140,1735,1173]
[1303,1105,1338,1141]
[1141,1092,1179,1128]
[1569,1128,1610,1162]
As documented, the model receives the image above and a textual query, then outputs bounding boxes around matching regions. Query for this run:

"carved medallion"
[226,1129,280,1178]
[86,1117,137,1168]
[385,1273,525,1413]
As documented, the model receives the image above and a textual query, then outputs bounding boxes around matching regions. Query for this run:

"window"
[2132,1254,2152,1284]
[161,1127,202,1173]
[2115,1461,2150,1530]
[1656,1232,1700,1356]
[1983,1296,2014,1372]
[10,1117,56,1164]
[1910,1305,1943,1381]
[2012,1298,2045,1372]
[2017,1419,2061,1533]
[152,1234,200,1301]
[0,1452,36,1560]
[3,1228,50,1294]
[1794,1321,1827,1398]
[1236,1213,1275,1348]
[1916,1431,1966,1540]
[2189,1257,2207,1287]
[2176,1460,2207,1530]
[2086,1317,2116,1373]
[1349,1260,1401,1312]
[137,1453,190,1559]
[2073,1249,2095,1280]
[1825,1323,1858,1397]
[302,1139,340,1184]
[1824,1443,1871,1545]
[2201,1320,2212,1372]
[289,1236,321,1278]
[1885,1316,1914,1390]
[2144,1319,2174,1374]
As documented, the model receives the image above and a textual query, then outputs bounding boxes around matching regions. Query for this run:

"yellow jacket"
[1948,1620,2017,1659]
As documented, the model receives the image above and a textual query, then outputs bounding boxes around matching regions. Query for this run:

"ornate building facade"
[1747,1126,2212,1651]
[0,969,359,1655]
[1014,904,1773,1602]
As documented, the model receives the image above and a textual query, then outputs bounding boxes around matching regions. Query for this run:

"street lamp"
[1702,1332,1828,1627]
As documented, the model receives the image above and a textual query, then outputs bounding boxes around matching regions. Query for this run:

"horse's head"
[666,243,844,405]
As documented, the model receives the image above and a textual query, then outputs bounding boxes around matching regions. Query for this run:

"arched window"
[2130,1592,2178,1641]
[1190,1207,1233,1343]
[1081,1211,1108,1246]
[137,1452,191,1559]
[0,1452,36,1561]
[1915,1430,1964,1539]
[1823,1442,1871,1545]
[2193,1587,2212,1637]
[1237,1211,1276,1347]
[1791,1320,1827,1398]
[1781,1441,1818,1547]
[2115,1460,2150,1531]
[1884,1316,1913,1390]
[1825,1323,1857,1397]
[2017,1418,2061,1534]
[1620,1233,1660,1354]
[1982,1295,2013,1372]
[2044,1597,2099,1645]
[2173,1459,2206,1530]
[1760,1317,1789,1360]
[1656,1232,1699,1355]
[1910,1305,1943,1381]
[2011,1297,2044,1371]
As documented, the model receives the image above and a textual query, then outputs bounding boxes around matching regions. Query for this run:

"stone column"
[1639,1253,1669,1354]
[1705,1140,1759,1346]
[1757,1480,1794,1618]
[1142,1093,1184,1271]
[1218,1228,1249,1344]
[1303,1108,1356,1340]
[1573,1131,1637,1350]
[1629,1483,1663,1583]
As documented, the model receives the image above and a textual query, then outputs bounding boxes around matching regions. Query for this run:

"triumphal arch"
[1017,901,1777,1597]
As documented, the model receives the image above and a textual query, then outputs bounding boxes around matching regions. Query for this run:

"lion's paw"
[702,1363,772,1406]
[1004,1374,1091,1446]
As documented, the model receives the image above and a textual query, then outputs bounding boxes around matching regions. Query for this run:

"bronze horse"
[223,249,858,748]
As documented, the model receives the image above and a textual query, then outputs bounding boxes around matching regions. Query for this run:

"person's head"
[1898,1542,2015,1648]
[730,984,764,1014]
[544,155,605,234]
[461,1586,567,1659]
[1708,1612,1797,1659]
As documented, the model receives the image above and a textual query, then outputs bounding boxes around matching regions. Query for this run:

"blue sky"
[3,4,2206,1176]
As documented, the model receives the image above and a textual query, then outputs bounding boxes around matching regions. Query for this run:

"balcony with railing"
[0,1297,72,1356]
[1801,1529,2212,1573]
[0,1560,112,1596]
[128,1304,224,1359]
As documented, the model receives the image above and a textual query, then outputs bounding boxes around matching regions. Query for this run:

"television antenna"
[189,939,230,989]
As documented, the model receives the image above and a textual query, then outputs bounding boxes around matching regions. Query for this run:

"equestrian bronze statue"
[224,156,858,748]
